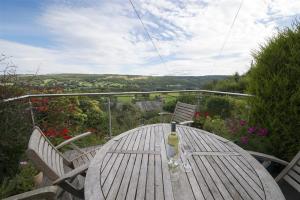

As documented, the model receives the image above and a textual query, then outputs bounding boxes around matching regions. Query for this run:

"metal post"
[108,97,112,138]
[28,98,35,128]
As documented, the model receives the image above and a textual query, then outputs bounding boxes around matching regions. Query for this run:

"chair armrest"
[56,132,92,149]
[53,164,89,185]
[3,186,58,200]
[158,112,172,115]
[179,120,194,125]
[248,150,289,166]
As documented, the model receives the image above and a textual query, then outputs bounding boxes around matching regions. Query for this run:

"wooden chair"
[26,126,101,198]
[3,186,58,200]
[159,101,196,125]
[249,150,300,193]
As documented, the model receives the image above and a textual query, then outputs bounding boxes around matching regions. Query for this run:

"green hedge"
[248,22,300,160]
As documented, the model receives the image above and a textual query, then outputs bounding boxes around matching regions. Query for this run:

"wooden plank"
[192,152,240,156]
[293,165,300,174]
[205,135,228,152]
[38,136,46,158]
[236,156,256,174]
[225,156,263,190]
[229,156,262,187]
[200,134,219,151]
[287,170,300,184]
[106,130,140,200]
[190,129,212,151]
[200,156,233,200]
[153,125,164,200]
[283,174,300,192]
[102,133,134,196]
[206,156,252,200]
[126,128,147,200]
[217,156,264,199]
[116,129,143,200]
[179,126,204,152]
[146,126,155,200]
[193,156,224,200]
[107,150,160,154]
[47,145,53,169]
[101,135,130,183]
[136,126,151,199]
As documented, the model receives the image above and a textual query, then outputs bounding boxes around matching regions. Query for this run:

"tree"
[248,21,300,160]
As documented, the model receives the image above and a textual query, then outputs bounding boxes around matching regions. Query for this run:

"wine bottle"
[167,122,180,160]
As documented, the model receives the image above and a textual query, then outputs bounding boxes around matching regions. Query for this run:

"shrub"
[205,96,233,118]
[248,21,300,160]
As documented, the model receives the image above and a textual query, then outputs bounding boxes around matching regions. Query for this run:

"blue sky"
[0,0,300,75]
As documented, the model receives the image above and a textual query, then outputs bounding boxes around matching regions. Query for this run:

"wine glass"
[181,143,193,172]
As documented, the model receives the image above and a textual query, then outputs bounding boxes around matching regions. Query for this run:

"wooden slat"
[192,152,240,156]
[200,156,233,200]
[116,129,143,200]
[287,170,300,184]
[293,165,300,174]
[38,136,46,158]
[136,126,151,199]
[283,174,300,192]
[106,130,139,200]
[217,156,264,199]
[229,156,262,187]
[107,150,160,154]
[102,133,134,195]
[146,126,155,200]
[194,156,224,200]
[126,128,147,199]
[191,129,213,151]
[101,135,130,183]
[207,156,251,200]
[154,125,164,200]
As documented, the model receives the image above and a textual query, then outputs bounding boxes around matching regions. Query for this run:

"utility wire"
[217,0,244,57]
[128,0,170,73]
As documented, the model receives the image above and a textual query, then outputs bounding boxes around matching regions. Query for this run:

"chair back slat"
[26,127,66,181]
[276,151,300,192]
[172,101,196,123]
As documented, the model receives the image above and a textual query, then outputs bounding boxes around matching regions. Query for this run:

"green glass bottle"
[167,122,180,160]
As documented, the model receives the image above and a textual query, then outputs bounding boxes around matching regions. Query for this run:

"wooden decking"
[85,124,285,200]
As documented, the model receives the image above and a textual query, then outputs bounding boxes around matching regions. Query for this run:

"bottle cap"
[171,121,176,132]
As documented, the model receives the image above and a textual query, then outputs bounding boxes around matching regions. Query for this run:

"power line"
[217,0,244,57]
[128,0,170,73]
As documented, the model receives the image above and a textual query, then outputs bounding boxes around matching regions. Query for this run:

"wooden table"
[85,124,285,200]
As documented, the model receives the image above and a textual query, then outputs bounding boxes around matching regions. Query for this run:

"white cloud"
[1,0,300,75]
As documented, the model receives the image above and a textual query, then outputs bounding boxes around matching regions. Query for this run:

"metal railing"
[2,89,253,138]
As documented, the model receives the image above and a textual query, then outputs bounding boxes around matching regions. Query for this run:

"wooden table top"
[85,124,285,200]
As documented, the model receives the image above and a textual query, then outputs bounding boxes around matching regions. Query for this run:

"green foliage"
[248,22,300,160]
[203,73,249,93]
[205,96,233,118]
[80,99,108,134]
[0,163,37,198]
[203,116,230,137]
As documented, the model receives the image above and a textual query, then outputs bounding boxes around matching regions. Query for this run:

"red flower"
[194,112,201,118]
[63,135,72,140]
[204,112,209,118]
[60,128,69,135]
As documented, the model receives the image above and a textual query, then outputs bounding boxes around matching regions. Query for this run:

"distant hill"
[18,74,229,92]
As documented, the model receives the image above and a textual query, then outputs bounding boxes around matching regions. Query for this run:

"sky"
[0,0,300,75]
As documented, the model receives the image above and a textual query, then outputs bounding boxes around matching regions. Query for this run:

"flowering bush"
[225,118,269,146]
[193,111,209,128]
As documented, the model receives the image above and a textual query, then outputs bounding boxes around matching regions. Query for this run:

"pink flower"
[241,136,249,144]
[239,120,247,126]
[247,127,256,134]
[257,128,268,136]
